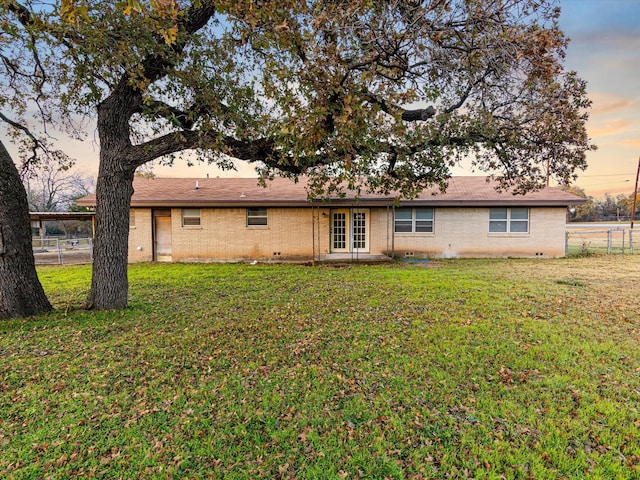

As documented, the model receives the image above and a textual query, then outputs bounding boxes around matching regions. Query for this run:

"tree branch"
[139,1,218,86]
[6,0,31,26]
[362,92,437,122]
[139,97,237,132]
[139,101,199,130]
[124,130,277,170]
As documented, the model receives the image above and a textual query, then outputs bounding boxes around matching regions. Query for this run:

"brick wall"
[126,206,567,262]
[387,207,567,258]
[168,207,329,262]
[128,208,153,262]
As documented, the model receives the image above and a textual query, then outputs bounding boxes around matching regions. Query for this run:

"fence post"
[622,230,626,254]
[57,238,62,264]
[630,230,634,255]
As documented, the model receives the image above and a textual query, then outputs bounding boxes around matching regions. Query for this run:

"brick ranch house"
[77,176,585,263]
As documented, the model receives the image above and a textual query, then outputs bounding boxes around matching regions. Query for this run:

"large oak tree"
[0,139,52,319]
[1,0,594,311]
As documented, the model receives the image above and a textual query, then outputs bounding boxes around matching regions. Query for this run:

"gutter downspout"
[386,204,390,258]
[350,206,355,263]
[391,204,396,259]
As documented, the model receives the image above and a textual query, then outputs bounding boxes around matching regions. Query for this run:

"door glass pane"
[333,213,346,249]
[352,212,366,249]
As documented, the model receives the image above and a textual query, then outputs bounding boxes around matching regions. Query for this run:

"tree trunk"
[0,140,52,319]
[87,93,136,310]
[87,162,135,310]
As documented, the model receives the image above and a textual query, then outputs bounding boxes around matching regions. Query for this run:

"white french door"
[330,209,369,253]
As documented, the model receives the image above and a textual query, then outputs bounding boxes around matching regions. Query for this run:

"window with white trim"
[247,208,268,226]
[181,208,201,226]
[489,207,529,233]
[394,208,434,233]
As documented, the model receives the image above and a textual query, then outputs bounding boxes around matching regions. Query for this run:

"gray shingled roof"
[76,176,585,208]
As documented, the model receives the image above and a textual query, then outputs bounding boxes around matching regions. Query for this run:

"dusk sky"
[7,0,640,199]
[557,0,640,197]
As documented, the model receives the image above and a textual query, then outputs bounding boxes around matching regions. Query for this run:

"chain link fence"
[33,231,635,263]
[566,228,636,256]
[33,237,93,265]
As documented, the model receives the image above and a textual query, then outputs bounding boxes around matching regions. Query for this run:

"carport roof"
[30,211,95,221]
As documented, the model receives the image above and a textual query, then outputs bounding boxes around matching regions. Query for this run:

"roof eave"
[122,199,585,208]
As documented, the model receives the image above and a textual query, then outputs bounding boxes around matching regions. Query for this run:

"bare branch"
[0,112,41,168]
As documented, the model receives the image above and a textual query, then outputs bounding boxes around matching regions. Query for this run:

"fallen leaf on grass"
[51,381,66,393]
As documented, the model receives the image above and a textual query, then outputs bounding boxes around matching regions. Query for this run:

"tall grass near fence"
[566,228,636,256]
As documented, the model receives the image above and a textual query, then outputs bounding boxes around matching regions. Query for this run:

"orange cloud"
[589,93,636,115]
[620,139,640,147]
[588,118,632,137]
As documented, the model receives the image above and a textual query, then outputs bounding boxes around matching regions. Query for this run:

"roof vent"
[195,181,199,190]
[240,192,247,198]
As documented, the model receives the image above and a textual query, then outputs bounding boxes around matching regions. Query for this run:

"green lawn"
[1,257,639,479]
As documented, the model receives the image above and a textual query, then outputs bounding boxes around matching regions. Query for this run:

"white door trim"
[330,208,369,253]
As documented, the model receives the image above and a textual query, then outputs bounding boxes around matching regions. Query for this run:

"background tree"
[2,0,594,310]
[564,186,640,223]
[563,185,593,222]
[597,193,617,222]
[23,160,95,237]
[614,193,639,222]
[23,159,95,212]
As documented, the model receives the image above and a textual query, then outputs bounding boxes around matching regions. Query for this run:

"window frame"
[394,207,434,233]
[489,207,529,234]
[181,208,201,227]
[246,207,268,227]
